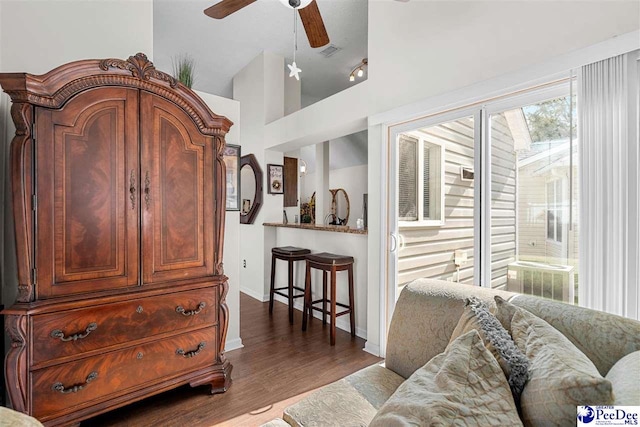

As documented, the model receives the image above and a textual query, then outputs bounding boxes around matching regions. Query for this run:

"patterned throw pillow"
[370,330,523,427]
[494,296,614,426]
[448,297,530,406]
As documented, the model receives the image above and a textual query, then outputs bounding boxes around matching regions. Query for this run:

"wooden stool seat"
[305,252,354,265]
[302,252,355,345]
[270,246,311,324]
[273,246,312,257]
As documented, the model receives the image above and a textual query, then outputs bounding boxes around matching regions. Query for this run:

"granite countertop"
[263,222,368,235]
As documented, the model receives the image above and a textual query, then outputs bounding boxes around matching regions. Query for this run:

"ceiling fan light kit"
[349,58,368,82]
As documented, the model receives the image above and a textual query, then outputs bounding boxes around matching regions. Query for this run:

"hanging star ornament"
[288,61,301,81]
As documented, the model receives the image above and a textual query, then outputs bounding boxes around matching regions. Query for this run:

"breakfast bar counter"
[263,222,367,235]
[263,221,368,340]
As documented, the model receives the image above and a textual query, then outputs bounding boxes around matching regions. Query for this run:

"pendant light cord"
[292,9,298,63]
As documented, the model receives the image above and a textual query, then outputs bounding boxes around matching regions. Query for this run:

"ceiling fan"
[204,0,330,48]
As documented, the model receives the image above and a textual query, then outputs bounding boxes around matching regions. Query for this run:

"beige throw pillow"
[495,296,614,426]
[606,351,640,405]
[370,330,523,427]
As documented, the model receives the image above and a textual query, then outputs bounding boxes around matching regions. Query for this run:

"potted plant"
[172,54,195,88]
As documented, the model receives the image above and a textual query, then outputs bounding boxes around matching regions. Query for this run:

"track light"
[348,58,367,82]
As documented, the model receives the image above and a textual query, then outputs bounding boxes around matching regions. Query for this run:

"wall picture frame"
[267,164,284,195]
[224,144,241,211]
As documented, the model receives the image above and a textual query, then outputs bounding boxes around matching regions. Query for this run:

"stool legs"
[330,266,337,346]
[269,254,276,314]
[288,260,294,324]
[302,261,311,331]
[322,272,328,325]
[348,265,355,337]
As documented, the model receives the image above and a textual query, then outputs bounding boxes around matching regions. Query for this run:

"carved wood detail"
[99,53,177,88]
[5,315,28,412]
[0,54,232,425]
[0,54,232,136]
[214,136,226,276]
[10,103,35,302]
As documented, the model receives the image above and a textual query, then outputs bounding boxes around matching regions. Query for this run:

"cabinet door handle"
[51,371,98,394]
[176,341,206,358]
[129,170,136,210]
[176,302,206,317]
[144,171,151,210]
[50,322,97,342]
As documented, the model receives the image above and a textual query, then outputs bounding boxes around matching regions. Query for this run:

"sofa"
[270,278,640,426]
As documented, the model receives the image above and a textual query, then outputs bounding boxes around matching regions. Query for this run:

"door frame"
[379,80,573,357]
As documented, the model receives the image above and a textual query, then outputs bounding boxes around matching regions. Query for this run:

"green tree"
[523,96,576,142]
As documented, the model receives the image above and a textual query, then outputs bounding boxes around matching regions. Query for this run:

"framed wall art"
[224,144,241,210]
[267,164,284,195]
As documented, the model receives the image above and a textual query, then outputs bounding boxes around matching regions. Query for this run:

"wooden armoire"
[0,53,233,426]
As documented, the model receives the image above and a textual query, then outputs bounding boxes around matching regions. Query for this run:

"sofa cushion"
[283,364,404,427]
[0,407,43,427]
[606,350,640,405]
[370,330,523,427]
[386,279,514,380]
[449,297,529,405]
[496,296,614,426]
[508,293,640,376]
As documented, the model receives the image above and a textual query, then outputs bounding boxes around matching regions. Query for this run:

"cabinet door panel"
[141,92,214,284]
[36,88,139,298]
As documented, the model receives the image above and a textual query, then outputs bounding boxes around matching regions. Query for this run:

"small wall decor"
[267,164,284,195]
[224,144,241,210]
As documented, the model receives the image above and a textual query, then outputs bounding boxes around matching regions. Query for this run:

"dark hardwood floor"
[83,292,382,426]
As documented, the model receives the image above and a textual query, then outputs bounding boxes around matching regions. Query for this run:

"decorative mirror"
[329,188,350,226]
[240,154,263,224]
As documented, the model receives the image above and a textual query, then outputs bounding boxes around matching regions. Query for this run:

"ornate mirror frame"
[240,154,263,224]
[329,188,350,225]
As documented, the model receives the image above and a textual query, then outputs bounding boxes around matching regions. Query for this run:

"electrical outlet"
[243,259,246,268]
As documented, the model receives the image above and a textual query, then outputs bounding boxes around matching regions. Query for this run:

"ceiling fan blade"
[204,0,257,19]
[298,0,330,48]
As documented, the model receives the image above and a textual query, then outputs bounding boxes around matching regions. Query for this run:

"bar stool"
[302,252,355,345]
[269,246,312,324]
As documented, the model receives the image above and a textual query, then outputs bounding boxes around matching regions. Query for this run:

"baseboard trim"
[225,337,244,352]
[240,287,269,302]
[273,294,367,340]
[363,342,381,357]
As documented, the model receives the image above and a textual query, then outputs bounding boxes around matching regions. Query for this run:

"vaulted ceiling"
[153,0,368,104]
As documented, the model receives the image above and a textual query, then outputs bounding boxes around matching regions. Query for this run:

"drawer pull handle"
[50,322,97,342]
[51,371,98,394]
[176,341,206,358]
[176,302,206,317]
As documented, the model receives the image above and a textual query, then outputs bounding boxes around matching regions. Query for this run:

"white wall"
[233,52,286,302]
[367,0,640,114]
[195,91,243,351]
[0,0,153,73]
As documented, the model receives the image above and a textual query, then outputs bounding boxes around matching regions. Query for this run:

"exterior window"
[398,133,444,225]
[547,179,563,243]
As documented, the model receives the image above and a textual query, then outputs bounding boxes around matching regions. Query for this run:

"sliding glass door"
[387,80,579,315]
[488,85,578,303]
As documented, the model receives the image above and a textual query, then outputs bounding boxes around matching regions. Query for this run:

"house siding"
[398,117,476,286]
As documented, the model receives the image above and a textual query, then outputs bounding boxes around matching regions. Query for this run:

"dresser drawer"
[31,327,217,419]
[32,288,217,365]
